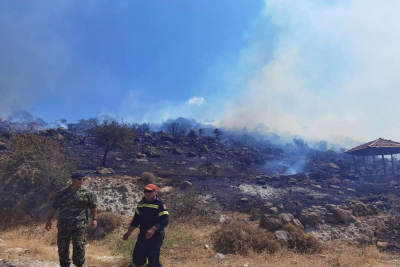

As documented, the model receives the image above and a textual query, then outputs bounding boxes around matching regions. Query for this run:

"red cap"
[144,184,157,192]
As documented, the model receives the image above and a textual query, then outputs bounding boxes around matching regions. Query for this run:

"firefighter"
[123,184,169,267]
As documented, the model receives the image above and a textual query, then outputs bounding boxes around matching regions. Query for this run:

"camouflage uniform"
[52,186,97,267]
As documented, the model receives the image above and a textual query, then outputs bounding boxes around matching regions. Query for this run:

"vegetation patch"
[213,219,281,255]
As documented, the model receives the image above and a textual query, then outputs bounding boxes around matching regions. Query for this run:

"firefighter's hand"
[45,221,52,231]
[145,228,155,239]
[91,219,98,229]
[123,232,131,240]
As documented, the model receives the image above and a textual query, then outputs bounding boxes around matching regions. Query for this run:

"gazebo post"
[353,155,359,174]
[372,155,377,174]
[362,156,367,175]
[391,154,395,174]
[382,155,387,175]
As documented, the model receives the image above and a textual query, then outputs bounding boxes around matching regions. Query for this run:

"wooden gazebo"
[345,138,400,175]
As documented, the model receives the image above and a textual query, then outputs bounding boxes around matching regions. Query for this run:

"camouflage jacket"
[51,186,97,230]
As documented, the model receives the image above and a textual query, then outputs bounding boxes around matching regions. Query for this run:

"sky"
[2,0,400,145]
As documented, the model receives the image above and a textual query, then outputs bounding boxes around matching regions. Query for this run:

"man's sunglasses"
[76,178,86,181]
[144,190,154,193]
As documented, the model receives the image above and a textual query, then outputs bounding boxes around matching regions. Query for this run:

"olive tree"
[89,121,135,167]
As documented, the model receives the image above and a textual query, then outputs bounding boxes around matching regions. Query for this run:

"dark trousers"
[57,228,86,267]
[132,231,165,267]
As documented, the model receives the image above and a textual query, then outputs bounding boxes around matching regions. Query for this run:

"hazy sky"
[1,0,400,144]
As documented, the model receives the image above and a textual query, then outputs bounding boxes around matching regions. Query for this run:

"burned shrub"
[162,189,200,219]
[139,172,156,184]
[157,171,174,178]
[213,220,280,255]
[282,223,321,254]
[97,212,125,232]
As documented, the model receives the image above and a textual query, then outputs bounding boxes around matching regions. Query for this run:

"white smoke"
[219,0,400,144]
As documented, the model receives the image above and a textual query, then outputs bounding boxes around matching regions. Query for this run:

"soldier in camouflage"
[45,173,98,267]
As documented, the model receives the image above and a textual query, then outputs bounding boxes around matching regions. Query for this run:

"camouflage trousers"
[57,228,86,267]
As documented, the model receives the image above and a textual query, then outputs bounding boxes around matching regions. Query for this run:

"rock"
[187,151,197,157]
[277,204,284,209]
[311,184,322,189]
[172,148,184,155]
[214,253,226,260]
[135,152,147,159]
[4,248,29,255]
[299,212,323,226]
[264,202,274,208]
[259,215,283,231]
[180,181,193,189]
[115,184,131,193]
[292,219,304,229]
[329,163,340,169]
[274,230,293,246]
[143,146,161,158]
[95,167,115,175]
[0,142,6,150]
[91,226,107,239]
[269,207,278,214]
[288,178,298,184]
[376,241,388,250]
[240,198,248,203]
[330,185,341,189]
[280,213,294,223]
[204,245,209,250]
[331,208,354,223]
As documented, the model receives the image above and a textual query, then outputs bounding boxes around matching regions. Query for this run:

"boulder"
[172,148,184,155]
[376,241,388,250]
[331,208,354,223]
[274,230,293,246]
[180,181,193,189]
[259,215,283,231]
[269,207,279,214]
[280,213,294,223]
[299,212,323,226]
[90,226,107,239]
[292,219,304,229]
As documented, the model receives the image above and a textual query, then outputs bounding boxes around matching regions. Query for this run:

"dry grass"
[0,214,399,267]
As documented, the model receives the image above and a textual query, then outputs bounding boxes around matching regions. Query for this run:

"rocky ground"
[2,123,400,258]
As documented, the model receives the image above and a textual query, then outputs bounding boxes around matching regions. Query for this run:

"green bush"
[0,134,75,226]
[213,219,281,255]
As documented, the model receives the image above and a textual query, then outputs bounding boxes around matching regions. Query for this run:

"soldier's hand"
[145,228,155,239]
[91,220,98,229]
[45,221,52,231]
[123,232,130,240]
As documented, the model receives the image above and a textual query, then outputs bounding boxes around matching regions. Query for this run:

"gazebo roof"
[345,138,400,156]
